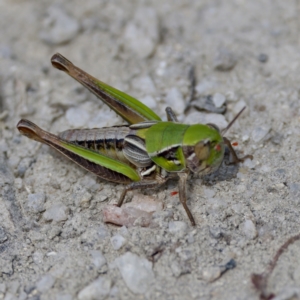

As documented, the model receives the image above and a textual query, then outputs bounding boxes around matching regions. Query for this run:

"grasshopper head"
[183,124,225,175]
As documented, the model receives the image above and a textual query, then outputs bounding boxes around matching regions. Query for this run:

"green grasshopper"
[17,53,252,226]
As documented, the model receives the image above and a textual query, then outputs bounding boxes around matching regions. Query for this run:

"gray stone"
[115,252,154,294]
[110,235,126,250]
[168,221,188,238]
[165,87,185,114]
[214,48,237,71]
[289,183,300,197]
[89,250,106,270]
[66,107,90,127]
[243,219,257,239]
[251,126,271,142]
[36,274,55,292]
[123,7,159,58]
[78,277,111,300]
[39,5,79,44]
[184,111,228,129]
[0,227,7,243]
[27,193,46,213]
[43,203,69,222]
[212,93,226,108]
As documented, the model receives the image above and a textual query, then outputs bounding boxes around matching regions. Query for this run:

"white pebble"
[127,195,163,213]
[203,188,216,198]
[132,76,156,95]
[115,252,154,294]
[66,107,90,127]
[39,6,79,45]
[102,206,152,227]
[140,95,157,110]
[184,111,228,129]
[27,193,46,213]
[252,126,271,142]
[201,267,222,282]
[43,203,69,222]
[123,7,159,58]
[110,235,126,250]
[78,277,111,300]
[36,274,55,293]
[168,221,188,238]
[242,158,256,169]
[212,93,226,108]
[165,87,185,114]
[243,219,257,239]
[89,250,106,270]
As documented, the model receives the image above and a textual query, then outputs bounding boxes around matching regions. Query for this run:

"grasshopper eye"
[206,123,220,132]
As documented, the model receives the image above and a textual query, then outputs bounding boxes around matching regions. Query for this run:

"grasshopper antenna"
[221,106,246,136]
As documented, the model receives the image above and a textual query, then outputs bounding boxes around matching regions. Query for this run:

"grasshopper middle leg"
[118,177,168,207]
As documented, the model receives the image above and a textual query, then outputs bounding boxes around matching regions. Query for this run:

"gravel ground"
[1,1,300,299]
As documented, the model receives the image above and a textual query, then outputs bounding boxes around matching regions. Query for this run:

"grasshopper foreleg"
[178,172,196,226]
[223,137,253,165]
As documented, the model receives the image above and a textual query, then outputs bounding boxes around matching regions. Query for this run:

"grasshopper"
[17,53,252,226]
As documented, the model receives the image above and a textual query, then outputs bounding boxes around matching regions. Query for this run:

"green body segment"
[144,122,189,172]
[61,141,141,182]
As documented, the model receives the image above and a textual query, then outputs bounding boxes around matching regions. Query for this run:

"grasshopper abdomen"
[59,127,131,163]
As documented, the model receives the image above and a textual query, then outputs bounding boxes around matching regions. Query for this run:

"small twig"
[251,233,300,299]
[184,65,196,114]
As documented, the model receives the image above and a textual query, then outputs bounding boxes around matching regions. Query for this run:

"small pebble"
[140,95,157,110]
[289,183,300,197]
[115,252,154,294]
[209,227,222,239]
[78,277,111,300]
[27,193,46,213]
[184,111,228,129]
[66,107,90,127]
[243,219,257,239]
[39,6,79,45]
[17,157,33,177]
[102,206,152,227]
[110,235,126,250]
[43,203,69,222]
[251,126,271,142]
[168,221,188,238]
[127,195,163,213]
[89,250,106,270]
[0,227,8,243]
[214,48,237,71]
[36,274,55,293]
[201,267,222,282]
[165,87,185,114]
[132,76,156,95]
[258,53,268,63]
[242,158,256,169]
[123,7,159,58]
[212,93,226,108]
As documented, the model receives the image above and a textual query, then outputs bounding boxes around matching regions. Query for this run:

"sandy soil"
[1,0,300,299]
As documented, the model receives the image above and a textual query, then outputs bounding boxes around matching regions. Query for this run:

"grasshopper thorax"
[182,124,225,175]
